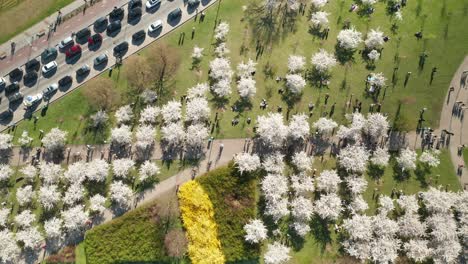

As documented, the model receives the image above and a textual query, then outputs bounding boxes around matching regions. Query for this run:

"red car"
[88,33,102,46]
[65,44,82,58]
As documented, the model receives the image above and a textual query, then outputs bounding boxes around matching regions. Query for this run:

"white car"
[42,61,58,75]
[43,83,58,97]
[0,77,5,87]
[146,0,161,9]
[23,93,43,107]
[148,20,162,33]
[58,36,74,49]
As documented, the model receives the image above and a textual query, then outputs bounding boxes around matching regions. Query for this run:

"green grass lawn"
[8,0,468,145]
[0,0,74,45]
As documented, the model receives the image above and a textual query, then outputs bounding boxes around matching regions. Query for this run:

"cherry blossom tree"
[139,105,160,124]
[346,176,368,195]
[367,49,380,61]
[315,193,342,220]
[265,197,289,221]
[291,196,314,221]
[63,161,87,184]
[42,128,67,152]
[161,122,185,146]
[62,204,89,232]
[110,125,132,146]
[20,165,37,182]
[0,230,20,262]
[63,183,84,205]
[244,219,268,244]
[237,77,256,99]
[421,187,456,214]
[140,89,158,104]
[187,83,209,99]
[0,134,12,150]
[18,130,33,146]
[0,208,9,227]
[86,159,109,182]
[291,173,315,195]
[89,194,107,214]
[361,0,377,6]
[44,217,63,239]
[135,125,156,150]
[211,78,232,97]
[112,158,135,179]
[370,147,390,167]
[365,112,389,141]
[378,195,395,216]
[310,11,329,29]
[16,185,33,206]
[337,112,366,142]
[288,114,310,141]
[338,145,369,173]
[396,148,417,171]
[237,59,257,78]
[343,214,373,241]
[396,194,419,214]
[0,164,13,182]
[234,152,261,174]
[285,74,306,94]
[90,110,109,128]
[161,100,182,123]
[311,0,327,9]
[185,124,209,150]
[14,210,35,227]
[292,221,311,237]
[311,49,337,73]
[287,55,306,73]
[397,213,426,238]
[404,239,433,263]
[364,29,385,50]
[209,57,233,81]
[313,117,338,135]
[115,105,133,125]
[138,160,160,182]
[419,149,440,168]
[16,227,43,249]
[110,181,133,208]
[186,97,211,123]
[264,242,291,264]
[214,42,230,57]
[368,72,386,88]
[214,22,229,42]
[369,237,400,263]
[261,173,288,202]
[262,153,285,174]
[292,151,313,172]
[191,45,204,64]
[38,184,61,210]
[349,195,369,214]
[256,113,288,148]
[39,162,63,185]
[317,170,341,193]
[337,27,362,50]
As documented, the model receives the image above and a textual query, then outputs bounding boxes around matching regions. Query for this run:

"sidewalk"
[0,0,128,75]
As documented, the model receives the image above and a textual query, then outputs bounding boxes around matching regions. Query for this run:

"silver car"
[58,36,74,49]
[42,61,58,75]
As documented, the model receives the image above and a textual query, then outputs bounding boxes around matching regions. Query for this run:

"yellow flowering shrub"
[178,181,225,264]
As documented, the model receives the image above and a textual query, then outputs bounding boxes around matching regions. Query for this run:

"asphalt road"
[0,0,215,130]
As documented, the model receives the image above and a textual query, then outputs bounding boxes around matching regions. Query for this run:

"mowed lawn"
[8,0,468,145]
[0,0,74,45]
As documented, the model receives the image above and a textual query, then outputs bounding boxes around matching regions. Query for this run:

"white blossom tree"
[64,161,87,184]
[338,145,369,173]
[0,164,13,182]
[62,204,89,232]
[214,42,230,57]
[38,184,61,210]
[16,185,33,206]
[256,113,288,148]
[0,208,9,227]
[20,165,37,182]
[14,210,35,227]
[42,128,67,152]
[349,195,369,214]
[337,27,362,50]
[367,49,380,61]
[138,161,160,182]
[110,181,133,208]
[311,0,327,9]
[161,100,182,123]
[378,195,395,216]
[191,45,204,63]
[285,74,306,94]
[18,131,33,146]
[187,83,209,99]
[404,239,433,263]
[317,170,341,193]
[292,151,313,172]
[368,72,386,88]
[0,230,20,262]
[315,193,342,220]
[234,152,261,174]
[185,124,209,150]
[265,197,289,221]
[421,187,456,214]
[63,183,84,205]
[369,237,400,263]
[291,196,314,221]
[365,112,389,141]
[396,148,417,171]
[261,173,288,202]
[135,125,156,150]
[140,89,158,104]
[237,59,257,78]
[343,214,373,241]
[365,29,385,50]
[90,110,109,128]
[262,153,285,174]
[396,195,419,214]
[313,117,338,135]
[16,227,43,249]
[419,149,440,168]
[287,55,306,73]
[244,219,268,244]
[214,22,229,42]
[115,105,133,124]
[86,159,109,182]
[288,114,310,141]
[397,213,426,238]
[370,147,390,167]
[110,125,132,146]
[112,158,135,179]
[89,194,107,214]
[311,49,337,73]
[44,217,63,239]
[39,162,63,185]
[209,57,233,81]
[0,134,12,150]
[211,78,232,97]
[310,11,329,28]
[161,122,185,146]
[264,242,291,264]
[139,105,160,124]
[237,77,256,99]
[291,173,315,195]
[346,176,368,195]
[186,97,211,123]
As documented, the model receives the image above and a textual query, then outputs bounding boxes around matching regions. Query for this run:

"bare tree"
[164,229,188,258]
[125,56,153,95]
[83,77,120,110]
[147,42,181,95]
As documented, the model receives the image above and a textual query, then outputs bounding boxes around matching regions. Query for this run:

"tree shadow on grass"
[310,216,332,254]
[367,164,385,181]
[335,44,355,65]
[392,162,411,182]
[414,163,429,188]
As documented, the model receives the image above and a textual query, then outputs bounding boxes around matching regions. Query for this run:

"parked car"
[76,65,90,76]
[128,0,142,10]
[5,82,19,94]
[128,7,142,19]
[148,20,162,33]
[9,68,23,80]
[0,77,5,88]
[41,47,57,62]
[188,0,200,7]
[23,93,43,107]
[8,92,23,102]
[109,6,124,20]
[168,8,182,20]
[113,41,129,56]
[76,28,91,39]
[94,16,108,28]
[43,83,58,97]
[58,75,73,86]
[58,36,74,49]
[94,53,108,66]
[88,33,102,46]
[65,45,82,58]
[24,71,38,82]
[146,0,161,9]
[132,30,146,41]
[0,108,13,121]
[107,20,121,33]
[25,58,40,72]
[42,61,58,75]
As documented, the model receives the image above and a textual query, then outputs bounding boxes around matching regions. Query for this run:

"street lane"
[0,0,216,130]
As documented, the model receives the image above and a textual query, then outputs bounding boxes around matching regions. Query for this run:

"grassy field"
[8,0,468,146]
[0,0,74,45]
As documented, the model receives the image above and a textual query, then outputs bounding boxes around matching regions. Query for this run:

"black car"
[5,82,19,94]
[128,0,142,10]
[0,108,13,121]
[9,68,23,80]
[107,20,121,33]
[24,71,38,82]
[76,28,91,39]
[188,0,200,7]
[41,47,58,62]
[109,6,124,20]
[25,58,40,72]
[128,7,142,19]
[168,8,182,20]
[58,75,73,86]
[8,92,23,102]
[113,41,129,56]
[76,65,90,76]
[94,16,108,28]
[132,30,146,41]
